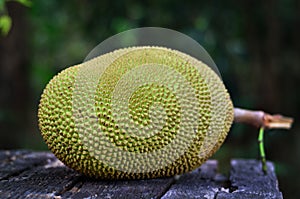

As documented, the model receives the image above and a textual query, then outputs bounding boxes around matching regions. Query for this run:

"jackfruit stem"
[258,127,267,174]
[233,107,293,129]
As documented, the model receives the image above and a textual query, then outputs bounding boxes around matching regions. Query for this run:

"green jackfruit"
[38,46,234,179]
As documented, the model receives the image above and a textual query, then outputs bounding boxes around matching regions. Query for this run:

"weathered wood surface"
[0,150,283,199]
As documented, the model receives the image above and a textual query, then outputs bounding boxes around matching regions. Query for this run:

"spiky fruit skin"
[38,46,234,179]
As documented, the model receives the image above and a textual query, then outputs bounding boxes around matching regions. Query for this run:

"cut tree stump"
[0,150,283,199]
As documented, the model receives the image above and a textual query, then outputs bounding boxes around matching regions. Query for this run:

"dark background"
[0,0,299,198]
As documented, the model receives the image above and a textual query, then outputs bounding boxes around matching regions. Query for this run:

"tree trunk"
[0,2,29,148]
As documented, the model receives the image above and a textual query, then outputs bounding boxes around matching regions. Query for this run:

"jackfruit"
[38,46,234,179]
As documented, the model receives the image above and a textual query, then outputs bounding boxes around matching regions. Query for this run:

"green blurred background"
[0,0,299,198]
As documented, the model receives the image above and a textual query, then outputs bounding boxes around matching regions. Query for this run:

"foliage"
[0,15,11,35]
[0,0,31,35]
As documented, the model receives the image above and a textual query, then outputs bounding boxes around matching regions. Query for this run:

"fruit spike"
[38,46,234,179]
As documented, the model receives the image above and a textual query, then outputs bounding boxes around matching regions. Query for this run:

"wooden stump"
[0,150,283,199]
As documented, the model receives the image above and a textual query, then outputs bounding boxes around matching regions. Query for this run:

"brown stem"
[234,107,293,129]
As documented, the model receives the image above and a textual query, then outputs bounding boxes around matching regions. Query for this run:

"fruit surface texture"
[38,46,234,179]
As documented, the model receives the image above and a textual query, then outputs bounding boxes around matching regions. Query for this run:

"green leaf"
[14,0,32,7]
[0,15,12,35]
